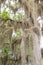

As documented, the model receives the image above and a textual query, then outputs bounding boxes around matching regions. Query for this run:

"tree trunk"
[20,33,26,65]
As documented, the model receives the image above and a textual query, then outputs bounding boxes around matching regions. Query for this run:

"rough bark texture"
[20,33,26,65]
[33,33,41,65]
[20,30,41,65]
[18,0,42,65]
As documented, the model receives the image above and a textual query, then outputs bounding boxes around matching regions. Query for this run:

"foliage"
[4,21,11,27]
[16,29,22,38]
[2,44,9,56]
[12,29,22,40]
[0,10,10,19]
[13,13,24,21]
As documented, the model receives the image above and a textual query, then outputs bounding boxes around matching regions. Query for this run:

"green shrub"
[0,10,10,19]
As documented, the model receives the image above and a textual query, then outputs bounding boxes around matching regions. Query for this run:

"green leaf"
[0,10,10,19]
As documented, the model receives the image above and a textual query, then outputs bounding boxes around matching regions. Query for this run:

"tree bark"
[20,33,26,65]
